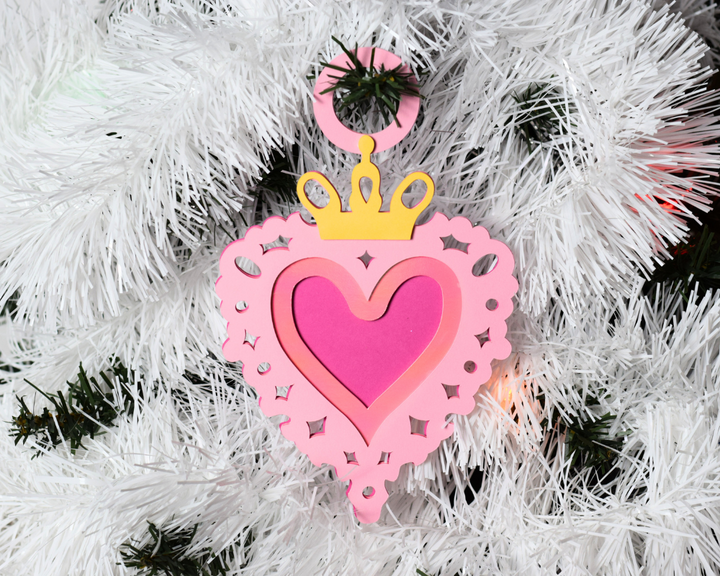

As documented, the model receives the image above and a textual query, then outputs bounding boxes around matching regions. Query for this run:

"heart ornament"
[216,47,518,523]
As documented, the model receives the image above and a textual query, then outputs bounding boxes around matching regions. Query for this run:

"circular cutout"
[464,361,477,373]
[235,300,248,312]
[257,362,271,374]
[486,299,498,311]
[313,47,420,154]
[362,486,375,499]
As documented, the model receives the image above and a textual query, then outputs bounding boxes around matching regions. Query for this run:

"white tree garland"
[1,0,719,574]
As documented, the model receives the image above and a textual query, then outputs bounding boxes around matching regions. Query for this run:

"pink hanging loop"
[313,47,421,154]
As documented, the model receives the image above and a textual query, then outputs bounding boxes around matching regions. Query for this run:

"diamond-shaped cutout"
[244,331,258,348]
[307,417,326,438]
[442,384,459,399]
[441,234,470,253]
[378,451,390,464]
[409,416,428,437]
[475,330,489,347]
[261,235,291,253]
[358,251,374,268]
[345,451,358,464]
[275,385,291,400]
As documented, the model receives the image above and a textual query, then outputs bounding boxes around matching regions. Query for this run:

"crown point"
[358,135,375,157]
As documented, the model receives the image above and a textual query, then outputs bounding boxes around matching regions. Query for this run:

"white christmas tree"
[1,0,720,574]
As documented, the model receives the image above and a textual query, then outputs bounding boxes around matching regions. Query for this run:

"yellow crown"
[296,135,434,240]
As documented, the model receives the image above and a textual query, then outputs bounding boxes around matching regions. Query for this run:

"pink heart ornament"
[216,213,518,523]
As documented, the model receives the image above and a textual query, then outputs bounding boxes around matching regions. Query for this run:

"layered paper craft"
[217,47,518,522]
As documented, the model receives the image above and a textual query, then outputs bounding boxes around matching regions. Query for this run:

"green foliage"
[0,353,21,385]
[10,360,136,458]
[319,36,424,129]
[247,144,300,224]
[120,522,232,576]
[540,392,625,480]
[511,82,574,153]
[0,289,24,384]
[0,289,18,319]
[648,222,720,302]
[563,411,626,477]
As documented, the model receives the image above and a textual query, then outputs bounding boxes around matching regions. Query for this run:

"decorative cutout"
[235,300,248,312]
[486,298,498,311]
[257,362,271,374]
[302,179,330,209]
[307,417,326,437]
[345,451,358,464]
[472,254,497,276]
[378,451,391,464]
[464,361,477,374]
[262,235,291,253]
[358,251,374,268]
[235,256,261,277]
[275,385,291,400]
[243,331,258,349]
[399,178,428,208]
[362,486,376,499]
[442,383,460,399]
[441,234,470,253]
[409,416,428,437]
[476,330,490,347]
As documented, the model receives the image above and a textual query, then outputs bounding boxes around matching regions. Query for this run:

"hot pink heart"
[293,275,442,407]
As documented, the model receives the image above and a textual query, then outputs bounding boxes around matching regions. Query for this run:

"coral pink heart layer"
[272,257,461,443]
[293,275,442,407]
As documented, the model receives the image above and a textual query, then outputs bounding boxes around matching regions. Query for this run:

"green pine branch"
[10,360,136,458]
[511,82,575,154]
[541,392,626,481]
[120,522,233,576]
[0,288,18,320]
[242,143,301,225]
[318,37,425,129]
[648,222,720,302]
[253,147,298,205]
[563,411,626,477]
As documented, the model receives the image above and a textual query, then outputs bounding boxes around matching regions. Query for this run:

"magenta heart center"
[292,276,442,407]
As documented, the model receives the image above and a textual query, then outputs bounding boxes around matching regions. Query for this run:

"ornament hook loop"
[313,47,420,154]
